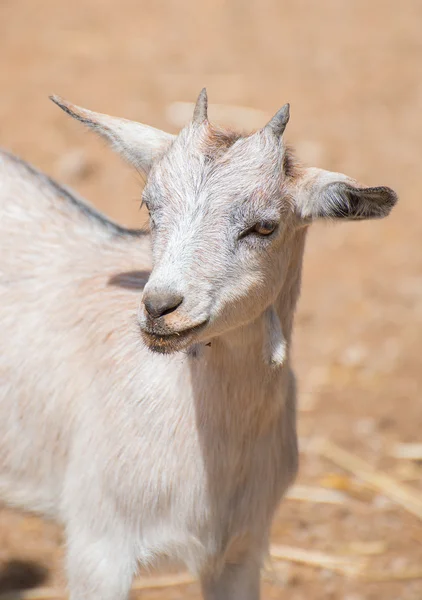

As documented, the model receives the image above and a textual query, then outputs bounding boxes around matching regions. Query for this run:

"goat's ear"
[50,95,175,173]
[294,167,397,221]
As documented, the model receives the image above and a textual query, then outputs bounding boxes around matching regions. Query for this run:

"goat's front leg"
[65,521,137,600]
[201,560,260,600]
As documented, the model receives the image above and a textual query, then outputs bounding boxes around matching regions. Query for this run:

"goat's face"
[52,90,397,354]
[139,122,298,353]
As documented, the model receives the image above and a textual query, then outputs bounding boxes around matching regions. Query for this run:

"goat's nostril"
[143,291,184,319]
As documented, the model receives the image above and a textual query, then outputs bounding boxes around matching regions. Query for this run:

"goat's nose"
[143,290,184,319]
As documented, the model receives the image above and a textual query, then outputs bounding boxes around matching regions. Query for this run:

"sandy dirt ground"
[0,1,421,598]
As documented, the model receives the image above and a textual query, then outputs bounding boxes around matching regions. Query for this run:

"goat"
[0,89,397,599]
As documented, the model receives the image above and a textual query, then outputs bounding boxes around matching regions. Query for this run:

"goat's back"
[0,150,153,516]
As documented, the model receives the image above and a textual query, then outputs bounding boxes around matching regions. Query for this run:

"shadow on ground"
[0,559,48,596]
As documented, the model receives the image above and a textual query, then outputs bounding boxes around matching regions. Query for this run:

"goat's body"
[0,150,299,595]
[0,86,397,599]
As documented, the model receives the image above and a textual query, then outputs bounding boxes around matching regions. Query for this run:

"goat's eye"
[238,221,278,242]
[239,221,278,240]
[253,221,278,236]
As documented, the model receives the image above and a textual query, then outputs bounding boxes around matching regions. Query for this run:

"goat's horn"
[264,103,290,137]
[193,88,208,124]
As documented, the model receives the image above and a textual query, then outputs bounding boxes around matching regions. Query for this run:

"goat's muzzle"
[139,318,209,354]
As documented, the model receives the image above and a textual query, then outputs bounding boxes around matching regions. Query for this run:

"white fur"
[0,94,396,600]
[263,305,287,367]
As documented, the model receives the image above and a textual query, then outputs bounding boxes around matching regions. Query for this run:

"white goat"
[0,89,397,599]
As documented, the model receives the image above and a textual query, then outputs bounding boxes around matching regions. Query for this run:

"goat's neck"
[273,225,308,343]
[189,227,307,435]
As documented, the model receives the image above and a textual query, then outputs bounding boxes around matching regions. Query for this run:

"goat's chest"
[133,409,294,572]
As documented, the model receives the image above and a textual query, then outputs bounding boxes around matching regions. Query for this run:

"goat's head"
[51,90,397,354]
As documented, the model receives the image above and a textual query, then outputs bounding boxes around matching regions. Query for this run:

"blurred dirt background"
[0,0,421,598]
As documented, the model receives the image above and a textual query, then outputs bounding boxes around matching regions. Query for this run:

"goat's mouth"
[140,320,209,354]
